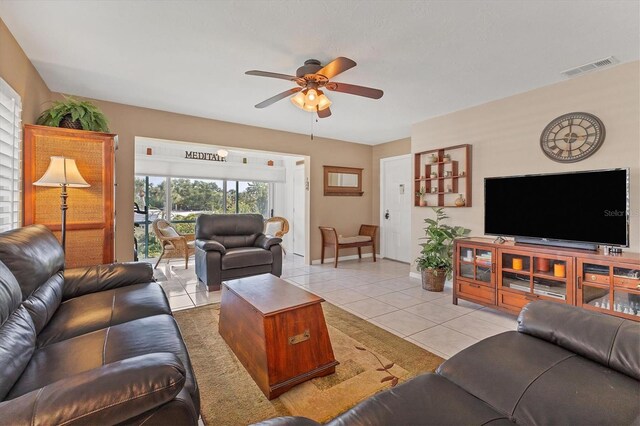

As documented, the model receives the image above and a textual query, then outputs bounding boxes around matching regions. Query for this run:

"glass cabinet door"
[613,290,640,317]
[582,285,610,310]
[475,248,492,284]
[457,245,494,285]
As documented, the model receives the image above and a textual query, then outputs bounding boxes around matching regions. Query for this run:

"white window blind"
[0,78,22,233]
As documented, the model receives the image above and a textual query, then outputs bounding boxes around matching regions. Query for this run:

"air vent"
[561,56,619,78]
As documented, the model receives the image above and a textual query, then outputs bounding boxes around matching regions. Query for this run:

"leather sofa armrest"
[0,353,186,426]
[252,416,321,426]
[63,262,154,300]
[195,239,226,254]
[255,234,282,250]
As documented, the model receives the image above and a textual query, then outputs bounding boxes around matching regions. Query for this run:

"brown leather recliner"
[0,225,200,425]
[195,214,282,291]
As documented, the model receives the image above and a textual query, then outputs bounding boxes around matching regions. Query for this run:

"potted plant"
[36,96,109,132]
[416,208,470,291]
[415,187,427,207]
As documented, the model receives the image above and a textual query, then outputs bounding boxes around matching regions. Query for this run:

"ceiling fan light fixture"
[316,93,332,111]
[291,91,306,109]
[305,89,319,106]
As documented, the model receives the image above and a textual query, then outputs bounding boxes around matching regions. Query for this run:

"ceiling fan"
[245,57,383,118]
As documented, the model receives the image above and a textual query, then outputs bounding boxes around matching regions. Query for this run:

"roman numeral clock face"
[540,112,606,163]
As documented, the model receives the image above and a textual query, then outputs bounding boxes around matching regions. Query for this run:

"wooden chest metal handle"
[288,330,310,345]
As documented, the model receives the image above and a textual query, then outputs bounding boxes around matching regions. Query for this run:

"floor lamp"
[34,156,90,252]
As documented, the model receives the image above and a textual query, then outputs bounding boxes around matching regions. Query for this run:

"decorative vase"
[419,198,427,207]
[429,154,438,164]
[443,154,451,163]
[422,268,446,292]
[455,194,466,207]
[430,172,437,178]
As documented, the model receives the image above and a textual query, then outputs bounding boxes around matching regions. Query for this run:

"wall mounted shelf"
[414,144,472,207]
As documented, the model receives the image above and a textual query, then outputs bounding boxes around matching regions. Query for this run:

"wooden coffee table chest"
[219,274,338,399]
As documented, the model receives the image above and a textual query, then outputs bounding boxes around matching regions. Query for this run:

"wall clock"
[540,112,605,163]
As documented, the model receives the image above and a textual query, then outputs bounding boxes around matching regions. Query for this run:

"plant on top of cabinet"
[36,96,109,132]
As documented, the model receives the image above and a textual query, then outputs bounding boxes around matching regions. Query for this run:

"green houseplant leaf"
[415,208,471,280]
[36,96,110,132]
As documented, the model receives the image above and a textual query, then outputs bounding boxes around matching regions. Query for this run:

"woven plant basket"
[421,268,446,292]
[59,114,83,130]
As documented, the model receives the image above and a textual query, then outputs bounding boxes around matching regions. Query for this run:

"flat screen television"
[484,168,629,250]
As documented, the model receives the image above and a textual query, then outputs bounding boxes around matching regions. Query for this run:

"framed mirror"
[323,165,363,196]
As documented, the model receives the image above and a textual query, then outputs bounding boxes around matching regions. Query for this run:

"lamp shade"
[34,156,90,188]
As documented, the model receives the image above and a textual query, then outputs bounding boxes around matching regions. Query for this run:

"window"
[0,78,21,233]
[134,176,272,259]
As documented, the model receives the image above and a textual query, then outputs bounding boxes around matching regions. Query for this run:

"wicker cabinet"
[23,125,117,267]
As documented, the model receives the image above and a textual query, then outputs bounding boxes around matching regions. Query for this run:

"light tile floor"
[150,254,518,359]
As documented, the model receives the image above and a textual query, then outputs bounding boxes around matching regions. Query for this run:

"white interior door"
[293,165,306,256]
[381,155,411,262]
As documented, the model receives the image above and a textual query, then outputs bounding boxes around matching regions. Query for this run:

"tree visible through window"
[134,176,271,259]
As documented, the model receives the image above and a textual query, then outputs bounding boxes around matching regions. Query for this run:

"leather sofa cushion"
[36,282,171,348]
[22,273,63,334]
[0,260,21,326]
[512,355,640,425]
[222,247,273,270]
[0,225,64,300]
[2,353,187,426]
[196,214,264,248]
[326,373,509,426]
[436,331,574,418]
[0,306,36,400]
[610,321,640,380]
[8,314,199,415]
[518,301,640,379]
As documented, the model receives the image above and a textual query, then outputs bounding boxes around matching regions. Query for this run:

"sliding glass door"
[134,176,272,259]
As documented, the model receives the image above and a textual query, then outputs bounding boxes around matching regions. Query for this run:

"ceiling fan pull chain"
[310,111,314,140]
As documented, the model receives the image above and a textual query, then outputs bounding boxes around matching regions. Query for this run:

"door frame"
[379,154,412,261]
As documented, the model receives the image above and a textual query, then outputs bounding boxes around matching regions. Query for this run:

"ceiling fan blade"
[317,107,331,119]
[245,70,299,81]
[254,87,301,108]
[317,57,357,79]
[325,82,383,99]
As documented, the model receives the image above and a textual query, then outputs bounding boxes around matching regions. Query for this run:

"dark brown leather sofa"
[256,301,640,426]
[0,225,200,425]
[195,214,282,291]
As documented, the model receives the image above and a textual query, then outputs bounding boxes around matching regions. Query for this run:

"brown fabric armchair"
[152,219,196,269]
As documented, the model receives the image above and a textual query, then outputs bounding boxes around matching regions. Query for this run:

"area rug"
[174,302,444,425]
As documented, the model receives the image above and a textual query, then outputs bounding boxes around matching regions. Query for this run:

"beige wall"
[0,15,406,265]
[0,18,51,124]
[371,138,411,248]
[48,94,376,262]
[411,61,640,271]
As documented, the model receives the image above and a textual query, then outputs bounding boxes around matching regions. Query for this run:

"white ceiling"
[1,0,638,145]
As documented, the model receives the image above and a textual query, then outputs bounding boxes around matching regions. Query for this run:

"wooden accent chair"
[152,219,196,269]
[319,225,378,268]
[264,216,290,254]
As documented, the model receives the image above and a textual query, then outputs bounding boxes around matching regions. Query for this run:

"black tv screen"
[485,169,629,247]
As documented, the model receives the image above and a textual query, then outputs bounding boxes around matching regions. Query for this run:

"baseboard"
[311,253,380,265]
